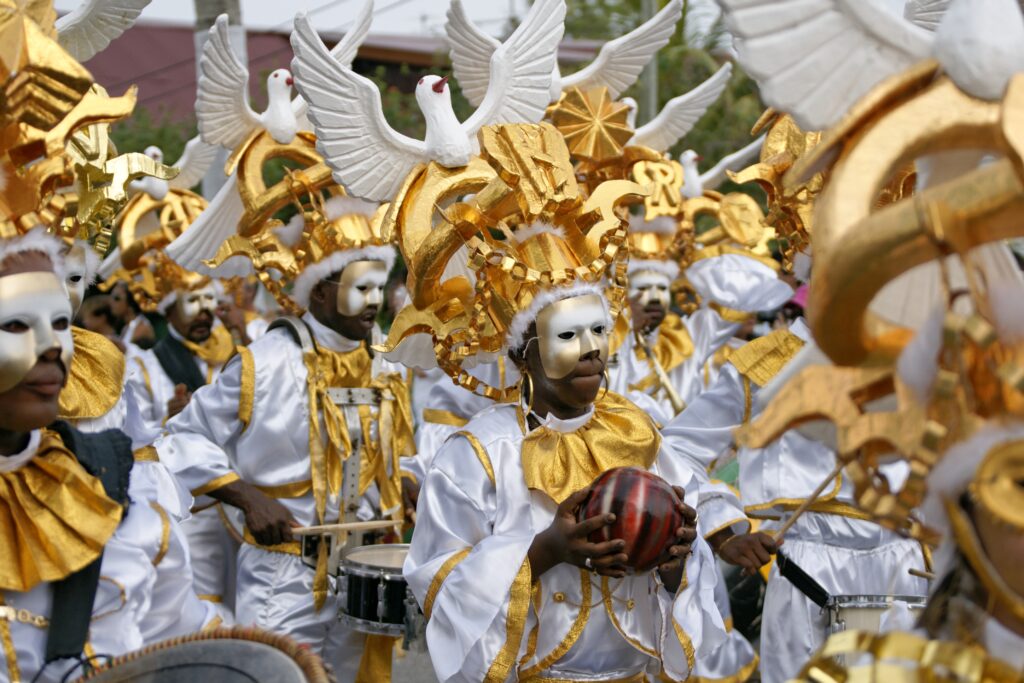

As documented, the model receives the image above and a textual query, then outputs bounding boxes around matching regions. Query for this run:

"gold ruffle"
[181,325,236,367]
[630,314,695,393]
[59,327,125,421]
[729,329,805,388]
[358,373,416,523]
[0,430,123,591]
[521,392,661,504]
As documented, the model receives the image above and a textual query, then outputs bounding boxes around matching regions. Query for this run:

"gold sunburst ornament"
[550,86,634,162]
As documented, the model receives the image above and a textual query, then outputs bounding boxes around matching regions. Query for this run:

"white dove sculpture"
[679,136,765,199]
[129,137,220,201]
[718,0,1024,329]
[290,0,566,203]
[196,0,375,151]
[55,0,153,63]
[446,0,682,105]
[169,3,376,275]
[617,63,732,154]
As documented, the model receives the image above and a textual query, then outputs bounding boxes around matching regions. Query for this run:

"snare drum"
[338,544,423,641]
[825,595,927,635]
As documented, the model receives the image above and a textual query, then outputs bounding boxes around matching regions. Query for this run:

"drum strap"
[776,550,831,609]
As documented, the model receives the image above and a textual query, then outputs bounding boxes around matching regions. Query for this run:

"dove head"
[416,75,452,108]
[268,69,295,98]
[621,97,639,130]
[144,146,163,163]
[680,150,702,169]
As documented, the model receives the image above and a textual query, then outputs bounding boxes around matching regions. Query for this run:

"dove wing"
[903,0,952,31]
[196,15,262,152]
[292,0,375,121]
[629,63,732,153]
[720,0,934,132]
[291,14,426,203]
[165,170,251,276]
[563,0,682,99]
[699,134,767,191]
[461,0,566,136]
[55,0,152,63]
[168,136,220,190]
[444,0,502,108]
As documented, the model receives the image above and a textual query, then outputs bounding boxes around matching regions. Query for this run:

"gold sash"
[0,430,123,591]
[729,329,805,388]
[59,327,124,421]
[181,325,236,367]
[521,393,661,503]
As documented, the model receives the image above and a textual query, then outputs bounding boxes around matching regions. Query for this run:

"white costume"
[662,320,928,683]
[406,399,728,682]
[155,313,416,680]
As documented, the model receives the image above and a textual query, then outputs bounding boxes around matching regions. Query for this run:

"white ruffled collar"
[528,405,596,434]
[0,430,42,473]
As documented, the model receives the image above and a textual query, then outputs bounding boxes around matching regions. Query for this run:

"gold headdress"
[199,131,394,314]
[378,122,647,399]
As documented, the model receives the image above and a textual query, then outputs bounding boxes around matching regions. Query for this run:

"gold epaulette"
[729,329,805,388]
[59,327,125,421]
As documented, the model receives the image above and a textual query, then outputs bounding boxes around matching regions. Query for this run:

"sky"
[52,0,534,37]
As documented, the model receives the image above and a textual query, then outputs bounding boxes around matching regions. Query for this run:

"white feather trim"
[323,196,378,221]
[627,258,680,281]
[0,229,66,278]
[629,214,678,235]
[157,292,178,315]
[67,240,101,285]
[506,282,609,352]
[895,307,946,405]
[290,245,397,309]
[274,213,306,248]
[510,222,564,244]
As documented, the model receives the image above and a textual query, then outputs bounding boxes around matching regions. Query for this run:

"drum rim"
[338,612,406,636]
[828,594,928,608]
[342,543,410,577]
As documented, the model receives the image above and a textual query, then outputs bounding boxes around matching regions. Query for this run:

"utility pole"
[193,0,244,198]
[639,0,659,125]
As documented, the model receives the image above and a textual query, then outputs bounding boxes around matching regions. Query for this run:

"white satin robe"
[154,313,414,681]
[662,321,928,683]
[405,402,728,683]
[0,432,217,683]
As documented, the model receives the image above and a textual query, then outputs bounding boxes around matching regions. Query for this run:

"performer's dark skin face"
[167,305,214,344]
[511,321,605,422]
[0,251,68,454]
[309,274,380,342]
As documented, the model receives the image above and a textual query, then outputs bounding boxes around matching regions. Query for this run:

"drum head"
[77,628,335,683]
[344,544,409,571]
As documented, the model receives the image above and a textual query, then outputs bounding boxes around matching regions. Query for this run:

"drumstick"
[292,520,398,536]
[770,461,845,544]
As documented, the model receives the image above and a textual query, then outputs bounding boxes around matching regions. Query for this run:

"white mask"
[63,247,88,315]
[629,270,672,309]
[0,272,74,393]
[177,284,217,324]
[335,261,388,317]
[533,294,610,380]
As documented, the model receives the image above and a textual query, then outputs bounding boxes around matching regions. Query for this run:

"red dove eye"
[273,73,278,78]
[418,78,424,85]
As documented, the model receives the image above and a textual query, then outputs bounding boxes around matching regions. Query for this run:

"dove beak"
[433,76,448,94]
[286,76,294,87]
[695,155,703,162]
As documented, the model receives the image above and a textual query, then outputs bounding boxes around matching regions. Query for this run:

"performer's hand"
[657,486,698,592]
[166,384,191,418]
[530,488,629,579]
[711,530,779,576]
[401,476,420,522]
[243,491,298,546]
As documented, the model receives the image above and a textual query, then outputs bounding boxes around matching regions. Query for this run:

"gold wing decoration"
[378,121,647,400]
[116,188,208,268]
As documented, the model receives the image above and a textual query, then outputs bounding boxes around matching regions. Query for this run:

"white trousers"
[180,505,237,621]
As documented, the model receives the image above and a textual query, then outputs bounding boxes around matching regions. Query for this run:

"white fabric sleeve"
[154,356,243,497]
[123,355,163,449]
[404,437,534,683]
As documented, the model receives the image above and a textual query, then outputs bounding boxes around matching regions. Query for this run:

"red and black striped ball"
[577,467,683,573]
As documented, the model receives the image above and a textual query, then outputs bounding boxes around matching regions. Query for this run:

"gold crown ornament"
[378,122,647,400]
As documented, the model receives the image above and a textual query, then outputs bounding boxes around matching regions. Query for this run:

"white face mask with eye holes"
[177,285,217,324]
[334,261,388,317]
[531,294,610,380]
[64,252,88,316]
[629,270,672,309]
[0,272,74,393]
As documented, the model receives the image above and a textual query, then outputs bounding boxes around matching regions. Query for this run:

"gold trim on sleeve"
[703,516,750,541]
[150,502,170,567]
[201,615,224,631]
[237,346,255,432]
[424,547,471,620]
[422,408,470,427]
[133,355,153,399]
[454,431,496,486]
[254,479,312,499]
[484,558,532,683]
[134,445,159,462]
[709,302,753,324]
[689,655,760,683]
[197,594,224,603]
[519,569,591,678]
[670,565,697,676]
[93,576,128,621]
[601,577,658,658]
[191,472,240,497]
